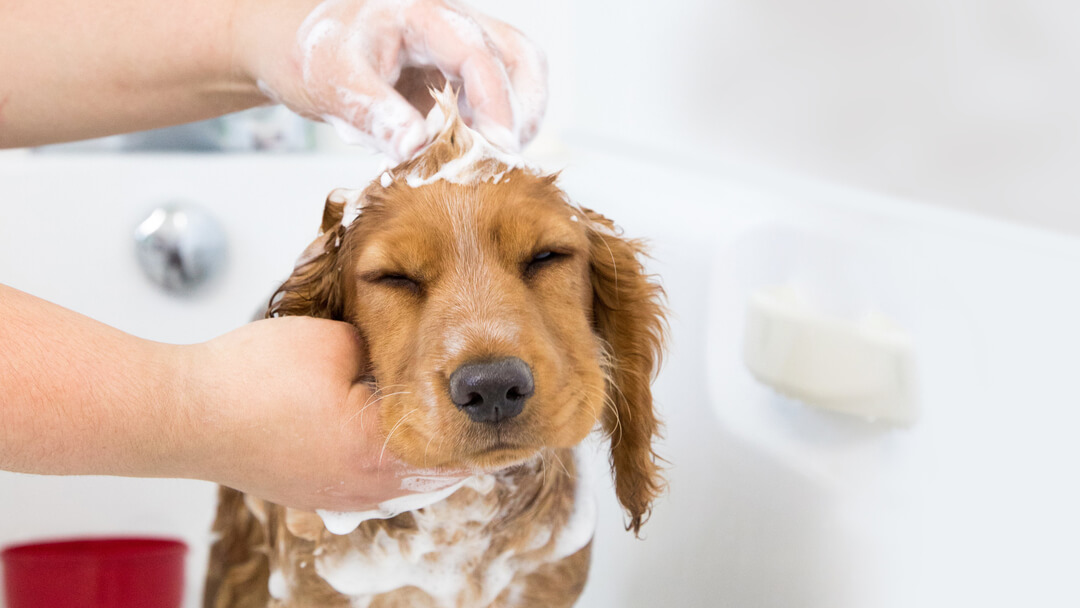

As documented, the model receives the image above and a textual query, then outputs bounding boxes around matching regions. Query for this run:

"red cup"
[2,537,186,608]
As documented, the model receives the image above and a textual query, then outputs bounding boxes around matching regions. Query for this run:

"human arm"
[0,284,462,511]
[0,0,546,158]
[0,0,261,148]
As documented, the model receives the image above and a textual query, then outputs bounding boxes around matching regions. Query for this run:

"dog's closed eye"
[364,270,423,295]
[524,250,571,278]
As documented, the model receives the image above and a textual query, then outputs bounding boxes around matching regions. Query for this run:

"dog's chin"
[442,420,596,472]
[386,429,542,472]
[462,445,543,472]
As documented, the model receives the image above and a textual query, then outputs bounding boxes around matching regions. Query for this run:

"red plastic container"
[1,537,186,608]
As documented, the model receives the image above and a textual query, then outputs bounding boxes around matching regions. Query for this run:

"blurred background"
[515,0,1080,235]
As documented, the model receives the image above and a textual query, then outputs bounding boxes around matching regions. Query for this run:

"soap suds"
[550,445,597,560]
[316,511,369,537]
[268,569,288,600]
[403,92,533,188]
[314,475,507,605]
[424,101,447,139]
[328,187,365,227]
[317,477,469,535]
[435,7,487,48]
[271,0,547,159]
[323,115,369,147]
[296,0,344,82]
[310,460,590,606]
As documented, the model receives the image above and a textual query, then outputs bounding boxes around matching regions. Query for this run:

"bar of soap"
[742,286,918,425]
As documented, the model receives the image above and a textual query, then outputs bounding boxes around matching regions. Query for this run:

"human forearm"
[0,285,465,509]
[0,0,266,147]
[0,284,196,478]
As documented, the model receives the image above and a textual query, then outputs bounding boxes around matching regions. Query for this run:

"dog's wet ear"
[320,197,346,233]
[583,208,668,536]
[267,190,364,321]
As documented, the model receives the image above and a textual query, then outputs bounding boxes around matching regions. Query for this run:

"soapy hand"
[236,0,547,161]
[184,316,467,511]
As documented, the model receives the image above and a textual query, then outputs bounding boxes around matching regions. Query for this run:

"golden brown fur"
[205,93,665,607]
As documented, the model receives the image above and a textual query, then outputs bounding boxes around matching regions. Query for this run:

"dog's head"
[270,92,666,533]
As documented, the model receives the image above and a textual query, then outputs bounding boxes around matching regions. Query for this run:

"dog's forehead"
[371,175,581,244]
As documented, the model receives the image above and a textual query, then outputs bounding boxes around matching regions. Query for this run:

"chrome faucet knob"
[134,203,227,293]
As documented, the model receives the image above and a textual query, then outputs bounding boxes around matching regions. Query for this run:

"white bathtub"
[2,147,1079,607]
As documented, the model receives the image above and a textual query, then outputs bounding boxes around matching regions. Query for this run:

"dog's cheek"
[543,300,606,446]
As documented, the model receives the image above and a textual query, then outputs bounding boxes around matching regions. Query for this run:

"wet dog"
[204,91,665,608]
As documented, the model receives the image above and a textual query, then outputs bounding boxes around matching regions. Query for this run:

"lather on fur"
[204,90,666,607]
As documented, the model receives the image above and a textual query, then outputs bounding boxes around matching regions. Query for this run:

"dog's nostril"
[448,357,534,423]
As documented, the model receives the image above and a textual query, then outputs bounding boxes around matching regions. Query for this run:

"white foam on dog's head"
[402,86,534,188]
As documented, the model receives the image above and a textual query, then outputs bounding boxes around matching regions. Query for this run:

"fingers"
[470,13,548,146]
[459,53,515,146]
[405,4,520,150]
[290,0,430,161]
[276,317,369,386]
[280,0,548,155]
[324,71,430,162]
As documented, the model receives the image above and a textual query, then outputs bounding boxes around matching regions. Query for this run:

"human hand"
[234,0,548,160]
[179,316,467,511]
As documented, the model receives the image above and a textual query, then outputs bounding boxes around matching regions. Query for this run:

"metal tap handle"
[134,203,227,293]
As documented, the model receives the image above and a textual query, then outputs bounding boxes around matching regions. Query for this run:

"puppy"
[204,90,666,608]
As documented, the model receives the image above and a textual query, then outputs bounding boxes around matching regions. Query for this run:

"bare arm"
[0,285,196,477]
[0,0,547,158]
[0,0,262,147]
[0,284,463,511]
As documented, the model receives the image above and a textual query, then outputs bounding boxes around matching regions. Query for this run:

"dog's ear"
[584,208,667,536]
[267,191,358,320]
[203,486,270,608]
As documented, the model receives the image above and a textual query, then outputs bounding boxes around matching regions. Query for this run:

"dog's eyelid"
[523,248,574,278]
[360,269,423,294]
[359,267,416,280]
[530,245,576,259]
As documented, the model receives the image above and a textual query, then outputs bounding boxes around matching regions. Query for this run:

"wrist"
[229,0,324,101]
[156,342,225,483]
[179,0,272,114]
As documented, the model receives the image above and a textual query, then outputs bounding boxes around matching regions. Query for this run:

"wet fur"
[204,101,665,607]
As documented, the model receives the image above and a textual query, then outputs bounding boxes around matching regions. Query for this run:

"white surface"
[2,150,1079,606]
[441,0,1080,234]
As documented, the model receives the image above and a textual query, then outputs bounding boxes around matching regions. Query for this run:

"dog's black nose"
[449,357,534,423]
